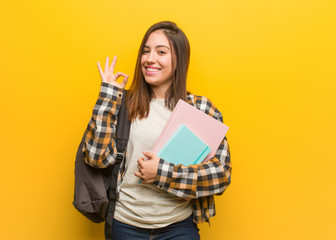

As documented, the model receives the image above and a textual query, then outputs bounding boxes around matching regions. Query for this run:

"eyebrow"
[144,45,170,50]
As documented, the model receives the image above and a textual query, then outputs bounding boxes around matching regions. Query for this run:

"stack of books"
[153,99,229,166]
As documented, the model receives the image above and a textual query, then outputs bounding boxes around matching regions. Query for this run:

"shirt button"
[118,93,122,97]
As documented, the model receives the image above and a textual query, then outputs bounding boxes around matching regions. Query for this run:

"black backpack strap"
[115,89,131,157]
[104,90,131,240]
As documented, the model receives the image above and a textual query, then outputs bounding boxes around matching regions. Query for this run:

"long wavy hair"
[127,21,190,121]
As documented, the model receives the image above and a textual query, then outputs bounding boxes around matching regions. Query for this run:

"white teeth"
[146,68,160,72]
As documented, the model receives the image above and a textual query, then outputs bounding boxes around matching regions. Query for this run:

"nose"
[145,51,156,64]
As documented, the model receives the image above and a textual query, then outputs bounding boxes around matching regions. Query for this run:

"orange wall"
[1,0,335,239]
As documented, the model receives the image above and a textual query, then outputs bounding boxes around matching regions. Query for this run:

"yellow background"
[1,0,335,239]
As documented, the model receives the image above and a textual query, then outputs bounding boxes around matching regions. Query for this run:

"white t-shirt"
[114,98,192,228]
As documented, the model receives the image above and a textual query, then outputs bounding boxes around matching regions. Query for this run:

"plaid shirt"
[83,82,232,224]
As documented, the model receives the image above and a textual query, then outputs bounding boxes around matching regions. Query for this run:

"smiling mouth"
[146,67,161,72]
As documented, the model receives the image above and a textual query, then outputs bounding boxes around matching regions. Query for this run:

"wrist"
[153,158,174,190]
[99,82,124,100]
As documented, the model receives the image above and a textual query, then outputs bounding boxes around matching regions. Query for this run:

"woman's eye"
[143,50,150,54]
[158,51,166,54]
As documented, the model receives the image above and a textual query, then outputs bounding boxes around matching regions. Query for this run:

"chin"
[145,79,161,86]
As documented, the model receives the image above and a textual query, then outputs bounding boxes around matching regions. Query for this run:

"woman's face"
[141,30,176,91]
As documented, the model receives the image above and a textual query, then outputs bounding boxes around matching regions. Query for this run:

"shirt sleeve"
[153,97,232,200]
[82,82,124,168]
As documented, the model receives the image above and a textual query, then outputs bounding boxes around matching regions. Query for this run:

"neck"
[151,83,171,99]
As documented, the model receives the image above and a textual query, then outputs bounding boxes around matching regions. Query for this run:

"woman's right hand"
[97,56,129,89]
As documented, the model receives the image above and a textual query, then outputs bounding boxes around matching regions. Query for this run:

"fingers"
[97,61,104,78]
[135,157,157,184]
[97,56,129,87]
[134,170,142,178]
[137,159,143,171]
[134,169,145,179]
[134,170,154,183]
[137,157,144,168]
[110,55,117,72]
[122,74,129,86]
[104,56,109,73]
[114,72,127,80]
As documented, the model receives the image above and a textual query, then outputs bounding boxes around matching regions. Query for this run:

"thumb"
[143,151,155,159]
[122,75,129,86]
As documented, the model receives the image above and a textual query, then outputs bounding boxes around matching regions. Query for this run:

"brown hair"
[127,21,190,121]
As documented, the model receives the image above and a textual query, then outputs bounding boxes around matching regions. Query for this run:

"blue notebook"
[158,124,211,166]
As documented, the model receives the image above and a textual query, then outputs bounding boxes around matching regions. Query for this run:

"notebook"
[158,124,211,166]
[152,99,229,162]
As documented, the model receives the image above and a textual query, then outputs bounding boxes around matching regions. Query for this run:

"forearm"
[82,82,124,168]
[154,136,232,200]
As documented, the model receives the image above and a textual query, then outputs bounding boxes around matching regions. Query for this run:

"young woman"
[82,21,231,240]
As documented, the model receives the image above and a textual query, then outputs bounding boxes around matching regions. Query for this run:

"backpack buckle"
[116,152,124,163]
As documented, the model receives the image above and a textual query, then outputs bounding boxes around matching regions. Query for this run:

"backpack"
[73,90,130,239]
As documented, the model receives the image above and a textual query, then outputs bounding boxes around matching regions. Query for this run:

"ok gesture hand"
[97,56,129,89]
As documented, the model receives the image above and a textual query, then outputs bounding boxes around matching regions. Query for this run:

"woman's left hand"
[134,152,160,183]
